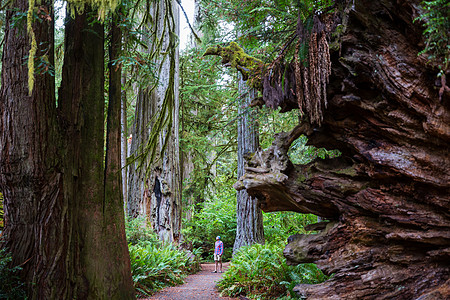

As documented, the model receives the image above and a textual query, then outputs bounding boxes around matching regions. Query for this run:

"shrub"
[129,241,196,296]
[0,249,27,299]
[181,175,237,262]
[125,217,199,297]
[416,0,450,75]
[263,212,318,244]
[125,216,160,246]
[217,242,327,300]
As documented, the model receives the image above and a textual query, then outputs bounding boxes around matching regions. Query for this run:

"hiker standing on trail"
[213,236,223,273]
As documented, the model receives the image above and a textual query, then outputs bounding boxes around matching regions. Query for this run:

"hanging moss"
[26,0,118,95]
[203,12,332,126]
[26,0,37,96]
[66,0,119,20]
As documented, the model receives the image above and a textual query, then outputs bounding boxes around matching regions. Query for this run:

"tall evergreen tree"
[127,0,182,242]
[233,76,264,253]
[0,2,134,298]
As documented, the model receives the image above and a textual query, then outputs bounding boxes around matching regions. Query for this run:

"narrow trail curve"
[145,263,237,300]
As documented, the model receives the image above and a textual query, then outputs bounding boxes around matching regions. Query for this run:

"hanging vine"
[126,0,180,171]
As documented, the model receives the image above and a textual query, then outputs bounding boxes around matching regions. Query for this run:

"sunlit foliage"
[126,217,199,296]
[217,242,328,299]
[416,0,450,75]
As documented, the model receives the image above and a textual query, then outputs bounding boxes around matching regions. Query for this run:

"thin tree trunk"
[233,76,264,254]
[181,0,202,222]
[121,72,128,210]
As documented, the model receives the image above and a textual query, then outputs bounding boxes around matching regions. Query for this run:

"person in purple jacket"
[213,236,224,273]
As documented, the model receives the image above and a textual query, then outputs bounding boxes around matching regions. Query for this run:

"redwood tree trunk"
[104,10,135,298]
[235,0,450,298]
[59,8,134,299]
[127,0,182,243]
[1,3,135,298]
[233,77,264,254]
[0,1,65,298]
[121,72,128,210]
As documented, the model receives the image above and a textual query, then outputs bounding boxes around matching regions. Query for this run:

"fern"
[217,242,328,299]
[0,249,27,299]
[126,218,198,296]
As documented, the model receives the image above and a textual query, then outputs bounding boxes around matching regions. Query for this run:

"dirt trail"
[145,263,236,300]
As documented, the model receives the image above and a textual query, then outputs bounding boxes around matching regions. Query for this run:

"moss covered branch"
[203,42,266,90]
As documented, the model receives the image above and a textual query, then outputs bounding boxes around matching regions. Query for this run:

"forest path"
[144,263,237,300]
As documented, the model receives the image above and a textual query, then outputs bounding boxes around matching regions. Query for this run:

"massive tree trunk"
[235,0,450,299]
[233,77,264,253]
[127,0,182,243]
[104,10,135,298]
[0,1,63,297]
[0,2,134,298]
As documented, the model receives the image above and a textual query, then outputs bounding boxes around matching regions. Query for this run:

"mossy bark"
[203,42,265,89]
[127,0,182,243]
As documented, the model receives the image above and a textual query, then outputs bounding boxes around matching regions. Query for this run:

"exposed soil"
[144,263,237,300]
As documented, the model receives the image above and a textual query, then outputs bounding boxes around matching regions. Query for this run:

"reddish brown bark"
[0,2,135,298]
[233,76,265,253]
[0,1,66,298]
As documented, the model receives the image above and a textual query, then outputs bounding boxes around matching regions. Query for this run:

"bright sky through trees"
[55,0,195,49]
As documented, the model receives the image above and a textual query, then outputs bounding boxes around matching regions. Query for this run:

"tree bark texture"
[121,72,128,211]
[235,0,449,299]
[128,0,182,243]
[0,1,65,298]
[105,11,136,298]
[1,3,134,298]
[233,77,265,254]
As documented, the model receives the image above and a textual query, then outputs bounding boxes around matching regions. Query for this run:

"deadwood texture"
[234,0,450,299]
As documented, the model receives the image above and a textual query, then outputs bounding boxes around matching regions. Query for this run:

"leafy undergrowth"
[126,217,199,297]
[0,249,27,299]
[217,243,328,300]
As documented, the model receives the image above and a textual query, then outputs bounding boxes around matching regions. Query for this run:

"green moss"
[67,0,119,20]
[297,173,307,183]
[329,24,345,51]
[203,42,266,90]
[334,167,357,177]
[27,0,37,95]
